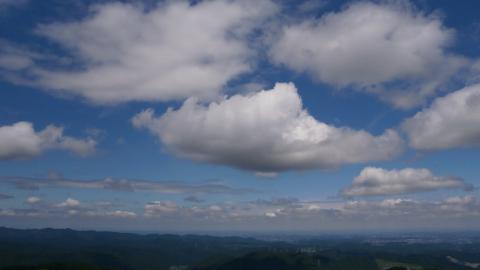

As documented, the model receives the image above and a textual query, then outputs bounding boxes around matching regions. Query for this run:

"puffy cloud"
[0,121,96,160]
[25,196,41,204]
[270,2,466,108]
[144,201,178,217]
[265,212,276,218]
[3,0,277,104]
[57,198,80,208]
[132,82,403,172]
[440,195,478,212]
[341,167,472,197]
[402,83,480,150]
[106,210,137,218]
[444,195,476,205]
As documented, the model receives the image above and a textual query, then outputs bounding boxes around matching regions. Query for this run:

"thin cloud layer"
[0,0,28,9]
[4,0,277,104]
[270,2,466,109]
[0,193,13,200]
[403,83,480,150]
[2,175,253,195]
[0,121,96,160]
[132,82,404,172]
[341,167,472,197]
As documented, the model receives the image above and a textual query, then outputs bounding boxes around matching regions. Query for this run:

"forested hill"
[0,227,280,270]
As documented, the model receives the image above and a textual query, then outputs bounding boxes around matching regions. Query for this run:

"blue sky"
[0,0,480,233]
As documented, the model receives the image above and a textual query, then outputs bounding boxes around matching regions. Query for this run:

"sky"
[0,0,480,233]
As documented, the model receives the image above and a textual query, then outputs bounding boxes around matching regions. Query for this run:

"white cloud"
[343,196,480,220]
[402,83,480,150]
[6,0,277,104]
[106,210,137,218]
[444,195,476,205]
[209,205,223,212]
[341,167,471,197]
[0,122,96,160]
[379,198,415,208]
[132,82,403,172]
[144,201,178,217]
[440,195,477,212]
[265,212,276,218]
[57,198,80,208]
[26,196,41,204]
[270,2,466,109]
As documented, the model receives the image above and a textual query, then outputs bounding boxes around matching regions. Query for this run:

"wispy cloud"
[0,193,13,200]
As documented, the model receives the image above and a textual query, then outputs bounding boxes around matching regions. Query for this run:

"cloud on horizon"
[2,195,480,231]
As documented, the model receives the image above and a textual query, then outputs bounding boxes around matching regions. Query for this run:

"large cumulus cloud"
[270,2,466,109]
[132,82,403,172]
[1,0,277,103]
